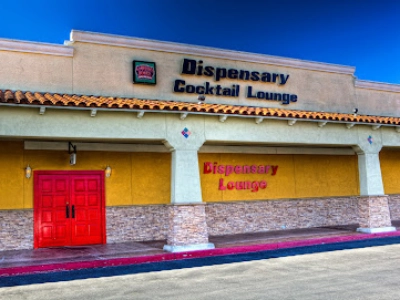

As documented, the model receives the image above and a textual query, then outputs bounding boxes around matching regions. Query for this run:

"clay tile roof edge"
[1,89,400,127]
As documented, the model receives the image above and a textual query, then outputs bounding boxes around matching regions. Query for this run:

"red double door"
[34,171,106,248]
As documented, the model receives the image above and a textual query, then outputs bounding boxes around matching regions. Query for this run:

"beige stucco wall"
[0,31,399,117]
[70,42,358,114]
[0,50,73,94]
[355,88,400,116]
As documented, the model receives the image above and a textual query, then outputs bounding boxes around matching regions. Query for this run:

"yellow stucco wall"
[0,142,24,209]
[0,142,361,209]
[0,141,171,209]
[380,149,400,194]
[199,153,359,202]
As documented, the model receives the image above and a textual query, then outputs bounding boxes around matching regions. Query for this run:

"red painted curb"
[1,230,400,277]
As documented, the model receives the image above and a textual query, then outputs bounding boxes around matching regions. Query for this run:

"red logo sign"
[135,65,155,80]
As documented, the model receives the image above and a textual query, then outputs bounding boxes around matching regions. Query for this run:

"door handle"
[66,205,70,218]
[72,205,75,219]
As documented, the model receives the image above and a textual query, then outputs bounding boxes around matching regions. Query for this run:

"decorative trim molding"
[355,80,400,93]
[199,145,355,155]
[24,141,355,155]
[137,111,145,118]
[180,112,188,120]
[255,117,264,124]
[0,38,73,57]
[24,141,169,153]
[318,121,328,128]
[372,124,381,131]
[70,30,355,75]
[219,115,228,123]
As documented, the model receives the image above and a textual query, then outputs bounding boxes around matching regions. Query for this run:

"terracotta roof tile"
[1,89,399,125]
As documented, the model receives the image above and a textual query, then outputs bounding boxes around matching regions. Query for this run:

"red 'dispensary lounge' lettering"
[203,162,278,193]
[218,178,267,192]
[203,162,278,176]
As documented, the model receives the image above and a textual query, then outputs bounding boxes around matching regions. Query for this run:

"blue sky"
[1,0,399,84]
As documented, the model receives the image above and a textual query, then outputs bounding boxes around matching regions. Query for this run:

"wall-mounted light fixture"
[69,142,77,166]
[105,166,112,178]
[25,165,32,179]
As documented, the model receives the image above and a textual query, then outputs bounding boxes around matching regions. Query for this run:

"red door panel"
[70,175,104,245]
[34,175,71,248]
[34,171,105,249]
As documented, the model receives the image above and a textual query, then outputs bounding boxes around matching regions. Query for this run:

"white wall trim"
[24,142,355,155]
[0,38,73,57]
[199,145,355,155]
[355,80,400,93]
[70,30,355,75]
[24,141,169,152]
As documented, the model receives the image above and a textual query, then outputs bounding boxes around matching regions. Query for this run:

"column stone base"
[356,227,396,234]
[163,243,215,253]
[163,204,215,253]
[357,195,395,234]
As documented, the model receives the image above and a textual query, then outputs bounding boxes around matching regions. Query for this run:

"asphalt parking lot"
[1,243,400,300]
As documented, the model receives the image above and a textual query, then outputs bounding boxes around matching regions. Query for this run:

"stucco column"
[354,145,384,196]
[170,148,203,204]
[353,143,395,233]
[162,118,214,252]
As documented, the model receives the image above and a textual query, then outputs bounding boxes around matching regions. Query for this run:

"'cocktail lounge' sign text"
[174,59,298,105]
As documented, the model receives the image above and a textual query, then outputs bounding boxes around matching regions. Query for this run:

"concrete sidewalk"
[1,224,400,277]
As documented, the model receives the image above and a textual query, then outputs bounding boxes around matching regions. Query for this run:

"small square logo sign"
[181,127,191,138]
[133,61,156,84]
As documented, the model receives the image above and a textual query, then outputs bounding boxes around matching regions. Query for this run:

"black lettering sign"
[180,58,290,85]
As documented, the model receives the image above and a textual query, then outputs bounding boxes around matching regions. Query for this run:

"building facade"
[1,30,400,252]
